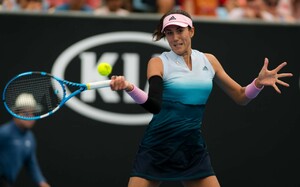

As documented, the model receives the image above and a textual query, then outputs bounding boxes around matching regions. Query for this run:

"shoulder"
[148,56,163,67]
[204,53,223,73]
[192,50,213,63]
[204,53,218,64]
[0,121,13,128]
[147,56,163,78]
[0,121,13,137]
[158,51,172,58]
[204,52,215,58]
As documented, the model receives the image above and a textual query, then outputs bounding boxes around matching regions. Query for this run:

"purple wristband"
[126,85,148,104]
[245,78,264,99]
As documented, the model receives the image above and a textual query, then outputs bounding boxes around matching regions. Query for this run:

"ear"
[190,27,195,38]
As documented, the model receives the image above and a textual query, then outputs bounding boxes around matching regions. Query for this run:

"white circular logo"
[51,31,170,125]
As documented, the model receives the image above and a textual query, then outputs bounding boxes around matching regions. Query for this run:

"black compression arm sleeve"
[140,75,163,114]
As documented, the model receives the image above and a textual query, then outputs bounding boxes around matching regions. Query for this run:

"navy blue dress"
[131,50,216,181]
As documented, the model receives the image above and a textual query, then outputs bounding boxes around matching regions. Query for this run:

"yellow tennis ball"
[97,62,112,76]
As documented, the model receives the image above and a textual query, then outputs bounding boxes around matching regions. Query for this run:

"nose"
[172,32,180,41]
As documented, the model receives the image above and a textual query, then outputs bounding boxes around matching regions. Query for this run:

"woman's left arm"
[205,54,293,105]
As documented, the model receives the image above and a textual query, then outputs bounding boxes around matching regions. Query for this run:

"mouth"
[173,43,183,48]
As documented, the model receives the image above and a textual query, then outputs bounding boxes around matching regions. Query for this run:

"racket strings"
[4,74,64,118]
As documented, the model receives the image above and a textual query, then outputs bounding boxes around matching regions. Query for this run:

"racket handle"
[87,80,111,90]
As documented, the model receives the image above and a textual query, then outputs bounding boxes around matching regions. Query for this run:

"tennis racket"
[2,71,111,120]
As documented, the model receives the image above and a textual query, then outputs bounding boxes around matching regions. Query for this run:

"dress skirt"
[130,101,215,181]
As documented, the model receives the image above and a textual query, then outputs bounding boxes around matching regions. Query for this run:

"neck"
[182,50,192,70]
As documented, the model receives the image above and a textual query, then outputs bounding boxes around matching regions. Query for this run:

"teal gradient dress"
[131,50,216,181]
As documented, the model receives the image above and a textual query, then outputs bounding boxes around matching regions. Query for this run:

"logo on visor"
[169,16,176,21]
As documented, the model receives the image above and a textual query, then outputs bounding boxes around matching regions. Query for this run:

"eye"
[176,28,185,34]
[164,30,173,36]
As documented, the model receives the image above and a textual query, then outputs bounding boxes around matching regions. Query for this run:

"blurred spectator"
[1,0,17,10]
[180,0,219,17]
[51,0,93,12]
[1,0,45,11]
[262,0,291,21]
[277,0,300,21]
[45,0,100,10]
[132,0,179,13]
[156,0,176,14]
[23,0,43,10]
[94,0,130,15]
[44,0,63,9]
[0,93,50,187]
[277,0,292,16]
[122,0,131,11]
[224,0,247,13]
[257,0,297,21]
[131,0,156,12]
[227,0,274,20]
[291,0,300,20]
[86,0,100,9]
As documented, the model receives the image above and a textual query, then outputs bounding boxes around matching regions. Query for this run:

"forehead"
[164,25,184,31]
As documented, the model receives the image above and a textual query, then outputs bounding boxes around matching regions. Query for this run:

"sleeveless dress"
[130,49,216,181]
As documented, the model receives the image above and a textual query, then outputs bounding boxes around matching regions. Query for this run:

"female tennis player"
[110,9,293,187]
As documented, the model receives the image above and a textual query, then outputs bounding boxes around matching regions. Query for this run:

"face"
[164,26,194,56]
[14,118,36,129]
[14,110,36,129]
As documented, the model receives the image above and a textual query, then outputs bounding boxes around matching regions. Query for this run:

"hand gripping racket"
[2,71,111,120]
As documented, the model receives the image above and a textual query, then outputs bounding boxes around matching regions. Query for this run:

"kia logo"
[51,31,170,125]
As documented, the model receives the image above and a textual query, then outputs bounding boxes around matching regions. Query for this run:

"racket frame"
[2,71,111,120]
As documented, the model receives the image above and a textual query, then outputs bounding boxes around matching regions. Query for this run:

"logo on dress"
[202,66,208,71]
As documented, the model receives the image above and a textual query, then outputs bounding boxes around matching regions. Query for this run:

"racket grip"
[87,80,111,89]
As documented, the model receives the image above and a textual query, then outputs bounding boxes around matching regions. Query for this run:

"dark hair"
[152,9,192,41]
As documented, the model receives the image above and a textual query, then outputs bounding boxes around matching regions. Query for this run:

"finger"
[262,57,269,70]
[114,76,127,90]
[273,84,281,94]
[114,76,123,81]
[274,62,287,72]
[110,82,117,91]
[277,73,293,78]
[277,79,290,87]
[110,76,122,90]
[118,76,125,82]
